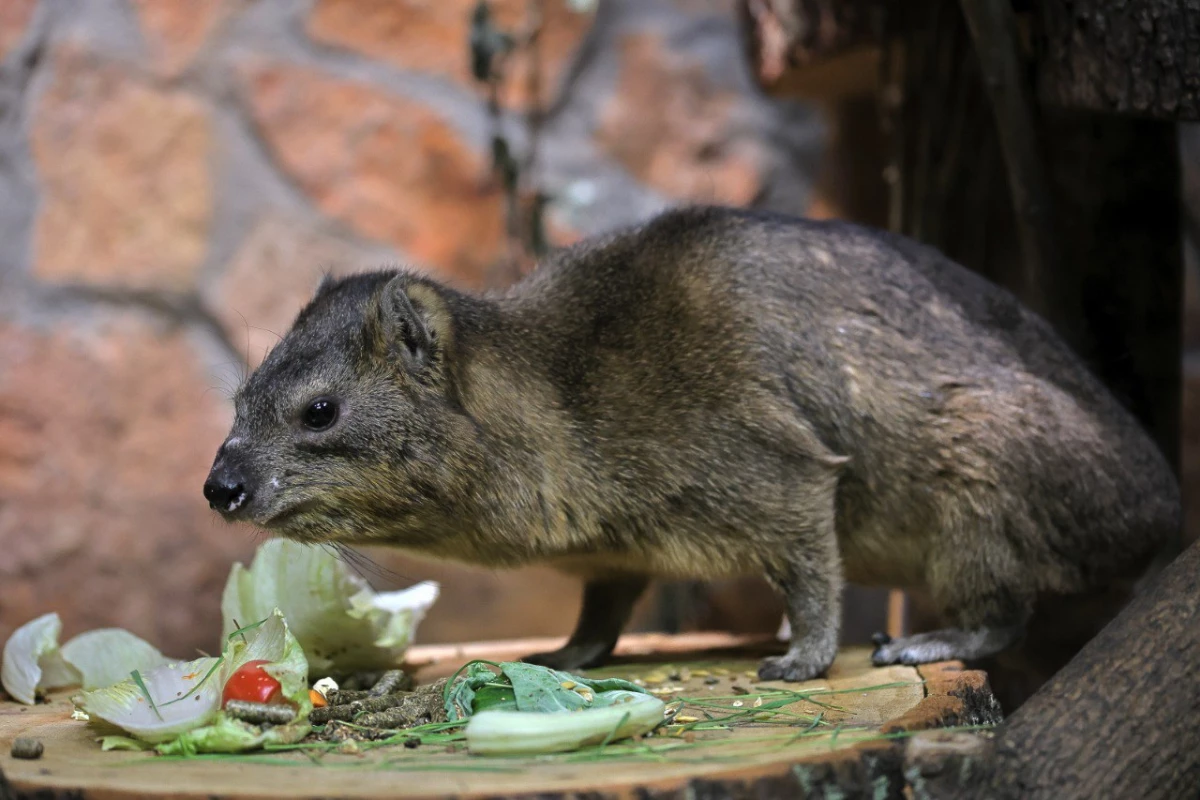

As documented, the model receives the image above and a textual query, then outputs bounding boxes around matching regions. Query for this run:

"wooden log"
[904,539,1200,800]
[0,635,997,800]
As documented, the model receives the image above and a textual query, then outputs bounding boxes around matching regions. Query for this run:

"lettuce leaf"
[221,539,438,673]
[1,613,75,704]
[1,615,171,704]
[61,629,169,691]
[74,610,312,753]
[72,656,222,743]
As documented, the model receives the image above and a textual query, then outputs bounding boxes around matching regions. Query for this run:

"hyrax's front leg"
[523,575,648,671]
[758,525,843,682]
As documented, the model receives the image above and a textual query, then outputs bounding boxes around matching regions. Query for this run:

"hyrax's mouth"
[261,499,323,529]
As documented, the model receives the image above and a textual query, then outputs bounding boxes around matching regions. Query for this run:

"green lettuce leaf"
[157,609,312,754]
[221,539,437,673]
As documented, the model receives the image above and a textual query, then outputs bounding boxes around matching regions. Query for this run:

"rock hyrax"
[204,207,1179,681]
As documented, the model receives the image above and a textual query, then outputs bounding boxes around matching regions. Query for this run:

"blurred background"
[0,0,1194,662]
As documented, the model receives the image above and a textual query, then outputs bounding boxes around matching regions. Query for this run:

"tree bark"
[977,540,1200,798]
[1036,0,1200,121]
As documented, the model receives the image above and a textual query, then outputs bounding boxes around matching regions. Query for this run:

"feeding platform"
[0,633,998,799]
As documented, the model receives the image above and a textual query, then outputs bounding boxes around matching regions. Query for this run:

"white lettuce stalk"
[74,610,312,754]
[221,539,438,673]
[2,614,171,704]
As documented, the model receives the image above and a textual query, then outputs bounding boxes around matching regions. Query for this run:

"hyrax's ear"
[314,271,337,298]
[370,274,452,373]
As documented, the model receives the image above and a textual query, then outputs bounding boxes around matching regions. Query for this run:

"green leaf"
[445,660,654,721]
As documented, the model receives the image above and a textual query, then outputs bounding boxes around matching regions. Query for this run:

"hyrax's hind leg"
[872,538,1033,667]
[523,575,648,671]
[758,513,843,682]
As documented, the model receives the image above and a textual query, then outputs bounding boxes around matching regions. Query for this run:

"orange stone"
[306,0,592,109]
[0,318,251,657]
[0,0,37,62]
[241,62,507,287]
[131,0,243,77]
[208,215,386,368]
[31,48,213,292]
[596,33,763,207]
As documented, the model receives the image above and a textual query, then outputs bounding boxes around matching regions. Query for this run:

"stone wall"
[0,0,828,656]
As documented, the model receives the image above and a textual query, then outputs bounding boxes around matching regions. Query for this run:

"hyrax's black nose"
[203,472,250,514]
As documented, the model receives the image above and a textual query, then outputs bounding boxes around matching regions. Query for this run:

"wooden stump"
[0,633,997,800]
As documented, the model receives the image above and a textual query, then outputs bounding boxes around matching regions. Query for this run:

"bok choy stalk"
[445,661,666,755]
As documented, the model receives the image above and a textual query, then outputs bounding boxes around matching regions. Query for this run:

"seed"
[679,668,692,682]
[674,715,700,723]
[643,672,667,684]
[633,679,647,686]
[11,738,43,759]
[744,670,758,679]
[753,697,764,708]
[576,690,594,702]
[732,701,744,708]
[337,740,361,755]
[560,681,577,690]
[225,700,297,725]
[691,669,709,677]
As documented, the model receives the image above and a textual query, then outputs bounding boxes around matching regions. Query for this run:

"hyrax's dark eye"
[301,398,339,431]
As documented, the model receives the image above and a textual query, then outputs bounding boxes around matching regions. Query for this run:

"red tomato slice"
[221,659,283,707]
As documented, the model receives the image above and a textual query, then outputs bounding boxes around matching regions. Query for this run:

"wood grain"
[0,634,991,800]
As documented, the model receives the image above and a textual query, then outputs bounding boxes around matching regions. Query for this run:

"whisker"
[334,543,417,586]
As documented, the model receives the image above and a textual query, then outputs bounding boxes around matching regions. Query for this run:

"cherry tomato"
[221,659,282,707]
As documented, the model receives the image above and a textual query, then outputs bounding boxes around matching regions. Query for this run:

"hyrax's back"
[513,206,1177,673]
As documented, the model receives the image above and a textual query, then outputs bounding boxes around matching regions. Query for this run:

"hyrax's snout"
[203,444,253,516]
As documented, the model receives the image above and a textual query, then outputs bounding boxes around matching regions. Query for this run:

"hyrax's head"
[203,270,472,547]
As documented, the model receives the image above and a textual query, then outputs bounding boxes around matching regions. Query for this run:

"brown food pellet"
[309,704,356,724]
[11,738,44,759]
[349,693,411,715]
[325,689,369,706]
[368,669,413,697]
[224,700,298,726]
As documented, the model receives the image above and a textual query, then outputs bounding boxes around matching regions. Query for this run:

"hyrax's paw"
[871,633,942,666]
[757,652,830,683]
[522,642,611,672]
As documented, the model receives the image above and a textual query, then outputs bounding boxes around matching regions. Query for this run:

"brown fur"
[204,207,1179,681]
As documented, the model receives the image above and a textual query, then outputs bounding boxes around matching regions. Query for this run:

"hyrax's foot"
[757,651,832,682]
[871,625,1023,666]
[522,640,614,672]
